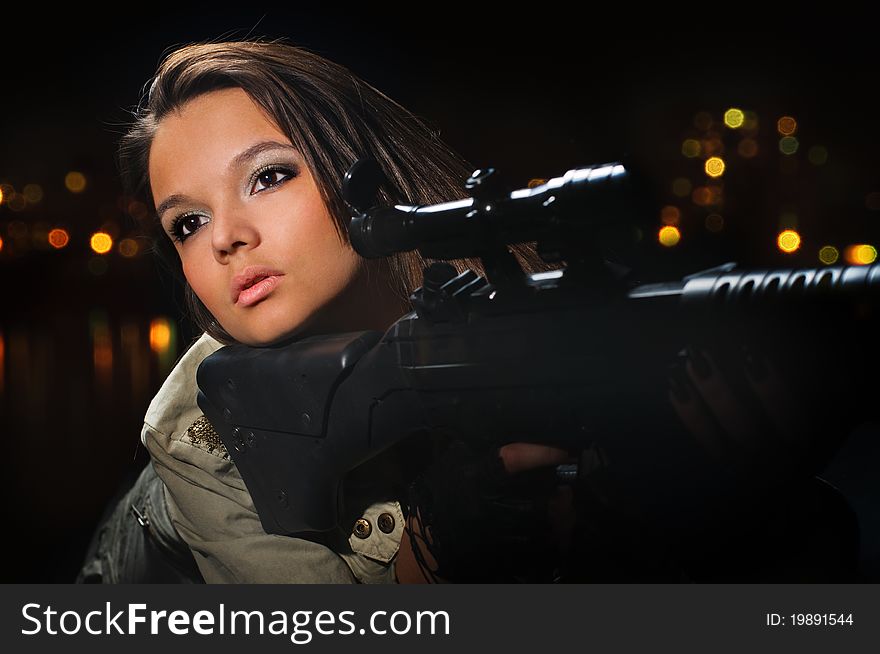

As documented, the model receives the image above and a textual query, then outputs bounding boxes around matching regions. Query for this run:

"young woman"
[78,38,580,584]
[78,38,858,585]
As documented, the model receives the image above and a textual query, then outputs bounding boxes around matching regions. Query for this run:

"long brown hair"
[119,37,554,344]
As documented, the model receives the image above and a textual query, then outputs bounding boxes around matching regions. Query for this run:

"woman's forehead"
[148,89,293,188]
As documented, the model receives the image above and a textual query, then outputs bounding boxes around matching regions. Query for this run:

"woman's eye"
[251,166,296,194]
[169,213,209,243]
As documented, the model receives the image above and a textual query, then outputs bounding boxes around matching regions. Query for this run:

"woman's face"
[148,87,373,346]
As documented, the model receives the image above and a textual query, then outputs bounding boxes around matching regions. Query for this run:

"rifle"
[196,159,879,548]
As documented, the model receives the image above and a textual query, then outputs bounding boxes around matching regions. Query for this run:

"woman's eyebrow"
[228,140,299,172]
[155,141,299,221]
[155,194,192,222]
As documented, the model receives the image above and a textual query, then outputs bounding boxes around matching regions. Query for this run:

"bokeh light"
[777,229,802,253]
[22,184,43,204]
[0,188,4,205]
[660,206,681,225]
[845,244,878,265]
[658,225,681,247]
[118,238,139,257]
[90,232,113,254]
[150,318,172,354]
[692,185,723,207]
[90,310,113,385]
[682,138,701,158]
[0,236,4,253]
[723,108,745,128]
[779,137,799,155]
[8,192,26,212]
[127,200,149,221]
[808,146,828,166]
[738,138,759,158]
[777,116,797,136]
[65,171,87,193]
[672,178,692,197]
[48,228,70,249]
[701,136,723,157]
[819,246,839,265]
[527,178,548,189]
[705,213,724,232]
[705,157,726,178]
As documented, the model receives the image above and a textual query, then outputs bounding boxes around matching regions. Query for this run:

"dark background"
[1,7,878,582]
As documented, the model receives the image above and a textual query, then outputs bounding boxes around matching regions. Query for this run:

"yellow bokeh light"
[705,157,726,178]
[0,236,4,253]
[658,225,681,247]
[90,231,113,254]
[150,318,172,354]
[845,244,877,265]
[777,229,801,253]
[65,171,87,193]
[118,238,139,257]
[777,116,797,136]
[724,108,745,128]
[527,178,548,189]
[660,206,681,225]
[48,228,70,249]
[819,246,839,265]
[0,184,13,205]
[682,138,701,158]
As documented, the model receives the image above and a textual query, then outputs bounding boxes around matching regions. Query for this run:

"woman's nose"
[210,209,260,260]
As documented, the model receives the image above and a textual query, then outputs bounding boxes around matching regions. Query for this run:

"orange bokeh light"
[48,228,70,249]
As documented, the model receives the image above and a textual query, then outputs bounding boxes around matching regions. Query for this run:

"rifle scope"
[343,158,646,261]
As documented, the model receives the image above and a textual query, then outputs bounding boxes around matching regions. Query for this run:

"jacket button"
[353,518,372,539]
[377,512,395,534]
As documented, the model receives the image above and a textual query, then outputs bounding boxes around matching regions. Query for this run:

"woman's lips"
[235,275,282,307]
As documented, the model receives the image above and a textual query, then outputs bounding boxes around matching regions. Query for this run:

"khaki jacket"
[142,332,405,583]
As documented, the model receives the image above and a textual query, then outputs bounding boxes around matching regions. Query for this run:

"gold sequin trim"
[183,415,230,460]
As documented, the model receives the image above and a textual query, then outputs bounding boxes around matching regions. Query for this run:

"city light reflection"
[777,229,802,253]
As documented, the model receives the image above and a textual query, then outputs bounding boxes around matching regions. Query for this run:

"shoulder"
[142,331,225,446]
[140,331,403,583]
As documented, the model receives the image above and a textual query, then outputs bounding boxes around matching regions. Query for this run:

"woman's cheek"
[181,259,217,311]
